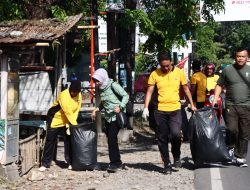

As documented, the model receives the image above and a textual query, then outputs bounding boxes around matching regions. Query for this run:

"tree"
[216,21,250,58]
[1,0,225,53]
[0,0,106,21]
[193,21,250,67]
[0,0,24,21]
[0,0,106,69]
[1,0,227,70]
[193,23,227,66]
[123,0,225,53]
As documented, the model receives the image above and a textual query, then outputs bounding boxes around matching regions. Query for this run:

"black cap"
[69,80,81,92]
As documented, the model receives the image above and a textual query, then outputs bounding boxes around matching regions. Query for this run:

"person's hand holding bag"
[142,108,149,121]
[115,106,127,129]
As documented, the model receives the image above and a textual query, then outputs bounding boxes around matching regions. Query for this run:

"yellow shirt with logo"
[190,71,207,102]
[206,74,219,92]
[148,67,187,111]
[51,88,82,128]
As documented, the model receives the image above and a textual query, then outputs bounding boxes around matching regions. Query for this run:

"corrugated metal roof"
[0,14,82,44]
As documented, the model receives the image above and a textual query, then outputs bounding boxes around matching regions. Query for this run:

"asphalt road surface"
[195,142,250,190]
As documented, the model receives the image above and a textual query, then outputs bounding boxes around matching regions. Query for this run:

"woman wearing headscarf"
[39,80,82,171]
[91,68,129,173]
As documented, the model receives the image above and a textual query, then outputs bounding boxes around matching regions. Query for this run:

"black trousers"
[148,103,157,132]
[41,126,71,168]
[105,120,121,165]
[225,105,250,158]
[154,109,182,164]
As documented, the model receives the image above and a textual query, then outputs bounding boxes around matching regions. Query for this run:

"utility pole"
[107,12,119,80]
[89,0,99,103]
[92,0,99,67]
[106,0,137,95]
[91,0,104,144]
[105,0,136,138]
[124,0,137,97]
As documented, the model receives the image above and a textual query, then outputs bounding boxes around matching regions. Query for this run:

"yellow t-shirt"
[50,88,82,128]
[148,67,187,111]
[206,74,219,92]
[190,71,207,102]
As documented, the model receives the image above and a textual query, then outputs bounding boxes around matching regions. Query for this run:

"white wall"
[19,72,53,112]
[172,41,193,78]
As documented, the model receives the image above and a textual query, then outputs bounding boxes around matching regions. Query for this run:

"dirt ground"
[0,121,195,190]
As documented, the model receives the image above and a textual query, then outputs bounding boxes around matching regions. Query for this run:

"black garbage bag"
[189,107,231,165]
[70,122,97,170]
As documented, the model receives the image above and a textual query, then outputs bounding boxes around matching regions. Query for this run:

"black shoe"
[162,162,172,174]
[107,162,124,173]
[173,158,182,170]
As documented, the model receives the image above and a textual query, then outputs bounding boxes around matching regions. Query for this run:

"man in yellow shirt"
[142,51,196,174]
[39,80,82,171]
[190,59,207,109]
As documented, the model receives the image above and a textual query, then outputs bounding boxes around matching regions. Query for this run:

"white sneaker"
[68,165,72,170]
[38,166,47,172]
[239,163,248,167]
[236,158,248,167]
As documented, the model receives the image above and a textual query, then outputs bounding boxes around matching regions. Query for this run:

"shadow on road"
[125,162,163,173]
[181,156,233,170]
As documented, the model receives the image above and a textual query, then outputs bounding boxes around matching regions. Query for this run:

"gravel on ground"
[1,124,195,190]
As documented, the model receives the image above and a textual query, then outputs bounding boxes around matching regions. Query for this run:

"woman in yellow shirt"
[39,80,82,171]
[204,63,219,93]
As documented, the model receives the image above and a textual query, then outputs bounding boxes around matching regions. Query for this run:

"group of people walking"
[39,47,250,174]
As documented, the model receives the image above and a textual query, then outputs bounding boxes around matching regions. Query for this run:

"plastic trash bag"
[70,122,97,170]
[189,107,231,165]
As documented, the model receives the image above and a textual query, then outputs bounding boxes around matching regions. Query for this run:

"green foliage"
[127,0,225,54]
[123,9,153,33]
[194,21,250,66]
[201,0,225,22]
[194,24,220,63]
[0,0,228,70]
[100,59,108,69]
[0,0,24,21]
[216,22,250,57]
[51,5,67,21]
[135,47,157,75]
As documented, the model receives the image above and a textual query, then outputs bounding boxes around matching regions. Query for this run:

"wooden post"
[0,53,8,164]
[125,0,137,97]
[107,12,119,80]
[0,54,8,120]
[92,0,103,140]
[90,19,95,103]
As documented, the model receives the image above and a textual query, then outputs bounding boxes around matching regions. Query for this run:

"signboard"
[98,17,107,53]
[200,0,250,22]
[106,0,124,11]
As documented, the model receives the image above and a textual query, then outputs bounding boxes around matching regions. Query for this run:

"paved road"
[133,103,250,190]
[195,142,250,190]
